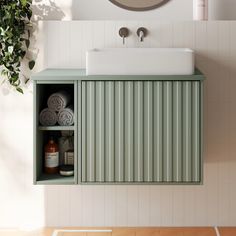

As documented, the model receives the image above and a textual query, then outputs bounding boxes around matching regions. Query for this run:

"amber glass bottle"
[44,137,59,174]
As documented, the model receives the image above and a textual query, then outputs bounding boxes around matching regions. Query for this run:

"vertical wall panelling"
[40,21,236,226]
[216,22,230,226]
[229,21,236,226]
[206,21,219,226]
[194,21,208,226]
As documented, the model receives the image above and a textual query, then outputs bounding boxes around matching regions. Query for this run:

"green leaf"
[28,60,35,70]
[16,87,24,94]
[20,0,27,7]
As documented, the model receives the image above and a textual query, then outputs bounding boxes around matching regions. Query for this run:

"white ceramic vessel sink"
[86,48,195,76]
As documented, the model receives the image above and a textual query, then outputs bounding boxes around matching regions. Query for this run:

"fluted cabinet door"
[81,81,203,184]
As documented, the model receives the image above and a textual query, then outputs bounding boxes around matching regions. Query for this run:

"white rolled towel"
[58,106,74,126]
[39,108,57,126]
[47,91,71,112]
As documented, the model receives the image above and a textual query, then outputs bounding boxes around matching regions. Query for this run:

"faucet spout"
[139,30,144,42]
[137,27,147,42]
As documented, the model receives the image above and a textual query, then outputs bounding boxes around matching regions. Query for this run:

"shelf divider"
[38,126,75,131]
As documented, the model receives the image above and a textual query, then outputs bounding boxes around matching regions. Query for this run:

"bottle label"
[45,152,59,168]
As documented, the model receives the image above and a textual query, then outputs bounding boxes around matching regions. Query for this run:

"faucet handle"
[137,27,148,42]
[119,27,129,45]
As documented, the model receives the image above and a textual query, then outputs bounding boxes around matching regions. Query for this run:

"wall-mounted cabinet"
[32,69,204,185]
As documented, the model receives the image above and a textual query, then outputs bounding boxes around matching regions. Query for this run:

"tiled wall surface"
[40,21,236,227]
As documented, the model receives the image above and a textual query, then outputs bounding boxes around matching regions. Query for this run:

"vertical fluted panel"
[86,82,96,182]
[163,82,173,182]
[192,81,201,182]
[183,82,192,182]
[144,82,153,182]
[82,82,87,182]
[125,82,134,182]
[173,82,182,182]
[105,82,115,182]
[96,82,105,182]
[81,80,202,184]
[153,82,163,182]
[134,82,144,182]
[115,82,124,182]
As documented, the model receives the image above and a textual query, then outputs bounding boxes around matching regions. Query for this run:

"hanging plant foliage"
[0,0,35,94]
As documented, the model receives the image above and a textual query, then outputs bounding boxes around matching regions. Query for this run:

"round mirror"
[109,0,170,11]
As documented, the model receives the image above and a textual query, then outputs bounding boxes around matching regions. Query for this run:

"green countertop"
[32,68,205,81]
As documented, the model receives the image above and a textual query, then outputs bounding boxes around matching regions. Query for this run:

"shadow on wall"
[32,0,65,20]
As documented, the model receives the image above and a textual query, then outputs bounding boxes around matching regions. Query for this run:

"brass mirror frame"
[109,0,170,11]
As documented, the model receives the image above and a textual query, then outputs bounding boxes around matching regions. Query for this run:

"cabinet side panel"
[82,82,87,182]
[183,81,192,182]
[75,81,79,184]
[34,82,43,183]
[192,81,201,182]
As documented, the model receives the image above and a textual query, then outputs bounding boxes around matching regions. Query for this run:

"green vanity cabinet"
[33,79,79,185]
[32,69,205,185]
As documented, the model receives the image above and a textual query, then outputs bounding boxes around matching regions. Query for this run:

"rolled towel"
[47,91,71,112]
[58,106,74,126]
[39,108,57,126]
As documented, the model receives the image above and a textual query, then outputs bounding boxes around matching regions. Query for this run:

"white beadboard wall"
[39,21,236,227]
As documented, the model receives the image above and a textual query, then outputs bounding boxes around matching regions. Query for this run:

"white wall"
[32,0,193,21]
[209,0,236,20]
[1,20,236,228]
[44,21,236,226]
[32,0,236,20]
[0,0,235,230]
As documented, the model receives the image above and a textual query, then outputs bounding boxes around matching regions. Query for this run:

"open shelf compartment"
[34,81,78,185]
